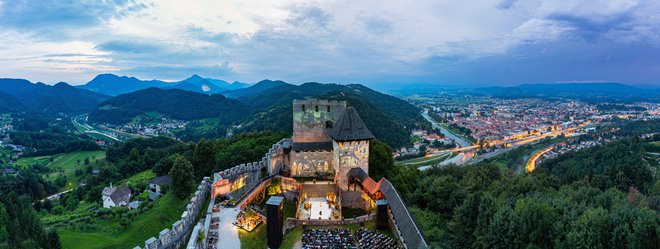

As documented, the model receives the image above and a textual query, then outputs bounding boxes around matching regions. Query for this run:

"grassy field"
[15,151,106,190]
[118,169,155,187]
[58,192,188,249]
[13,155,52,168]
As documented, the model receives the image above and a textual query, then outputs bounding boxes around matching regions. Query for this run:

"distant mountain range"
[473,83,660,101]
[86,79,426,147]
[79,74,250,96]
[0,78,110,114]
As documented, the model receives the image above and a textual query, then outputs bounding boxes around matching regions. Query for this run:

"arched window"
[327,106,330,112]
[315,105,319,112]
[302,105,305,112]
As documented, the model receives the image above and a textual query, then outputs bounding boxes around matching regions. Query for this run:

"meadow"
[15,150,106,191]
[58,192,188,249]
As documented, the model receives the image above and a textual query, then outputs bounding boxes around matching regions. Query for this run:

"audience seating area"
[355,227,399,249]
[301,227,400,249]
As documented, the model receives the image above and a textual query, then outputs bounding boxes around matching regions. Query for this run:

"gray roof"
[330,107,374,141]
[1,168,17,174]
[266,196,284,206]
[102,187,115,196]
[292,142,333,152]
[347,167,369,182]
[379,179,428,249]
[149,175,172,185]
[110,185,131,204]
[129,201,141,209]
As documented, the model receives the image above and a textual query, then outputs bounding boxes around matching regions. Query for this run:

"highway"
[72,115,122,141]
[525,146,555,173]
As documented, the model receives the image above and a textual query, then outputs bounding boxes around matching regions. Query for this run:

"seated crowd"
[302,228,356,249]
[355,227,399,249]
[301,228,400,249]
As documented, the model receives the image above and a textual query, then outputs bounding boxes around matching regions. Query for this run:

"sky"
[0,0,659,86]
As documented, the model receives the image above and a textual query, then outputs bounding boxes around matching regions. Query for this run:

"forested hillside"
[0,91,27,113]
[9,113,101,156]
[86,80,426,148]
[0,79,109,114]
[379,136,659,248]
[0,168,62,248]
[236,83,428,148]
[88,88,251,124]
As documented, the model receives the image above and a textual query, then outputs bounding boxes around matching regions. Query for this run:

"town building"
[102,184,132,208]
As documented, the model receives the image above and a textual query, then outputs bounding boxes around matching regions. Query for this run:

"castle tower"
[292,99,346,143]
[330,107,374,189]
[289,99,347,178]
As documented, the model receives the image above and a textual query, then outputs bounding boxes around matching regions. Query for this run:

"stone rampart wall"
[133,177,210,249]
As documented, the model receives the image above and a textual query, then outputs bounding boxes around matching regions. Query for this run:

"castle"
[288,99,373,189]
[206,98,428,249]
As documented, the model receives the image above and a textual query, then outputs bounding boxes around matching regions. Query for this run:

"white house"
[102,184,132,208]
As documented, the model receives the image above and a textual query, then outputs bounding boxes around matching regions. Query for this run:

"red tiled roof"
[361,177,383,196]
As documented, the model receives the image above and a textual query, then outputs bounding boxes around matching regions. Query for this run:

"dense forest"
[9,113,100,156]
[0,79,109,114]
[0,169,62,249]
[376,135,659,248]
[237,83,429,148]
[88,88,251,124]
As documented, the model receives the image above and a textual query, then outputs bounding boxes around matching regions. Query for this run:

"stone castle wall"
[134,177,211,249]
[290,150,334,177]
[264,139,291,176]
[334,140,369,189]
[292,99,346,143]
[212,161,263,199]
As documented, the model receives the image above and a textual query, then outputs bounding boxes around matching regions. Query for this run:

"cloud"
[0,0,149,39]
[497,0,518,10]
[0,0,659,85]
[121,62,234,80]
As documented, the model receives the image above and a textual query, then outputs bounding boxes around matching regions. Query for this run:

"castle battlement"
[293,99,347,108]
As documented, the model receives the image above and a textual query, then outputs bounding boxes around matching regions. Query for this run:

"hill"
[0,91,27,113]
[80,74,251,96]
[88,88,251,124]
[79,74,170,96]
[221,79,288,98]
[473,82,660,102]
[235,82,428,148]
[0,78,110,114]
[164,74,225,94]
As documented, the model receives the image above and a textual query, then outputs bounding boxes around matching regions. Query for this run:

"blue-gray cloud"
[0,0,659,86]
[0,0,148,38]
[96,40,161,54]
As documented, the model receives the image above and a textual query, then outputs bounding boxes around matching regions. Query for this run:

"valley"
[0,73,657,249]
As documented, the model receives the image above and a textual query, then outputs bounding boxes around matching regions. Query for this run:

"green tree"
[142,148,160,169]
[193,138,215,178]
[169,155,195,199]
[567,207,612,249]
[154,155,176,176]
[368,139,394,180]
[47,230,61,249]
[485,206,521,249]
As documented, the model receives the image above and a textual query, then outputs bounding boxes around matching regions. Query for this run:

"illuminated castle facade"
[288,99,373,189]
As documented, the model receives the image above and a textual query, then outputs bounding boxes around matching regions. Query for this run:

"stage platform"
[299,182,341,220]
